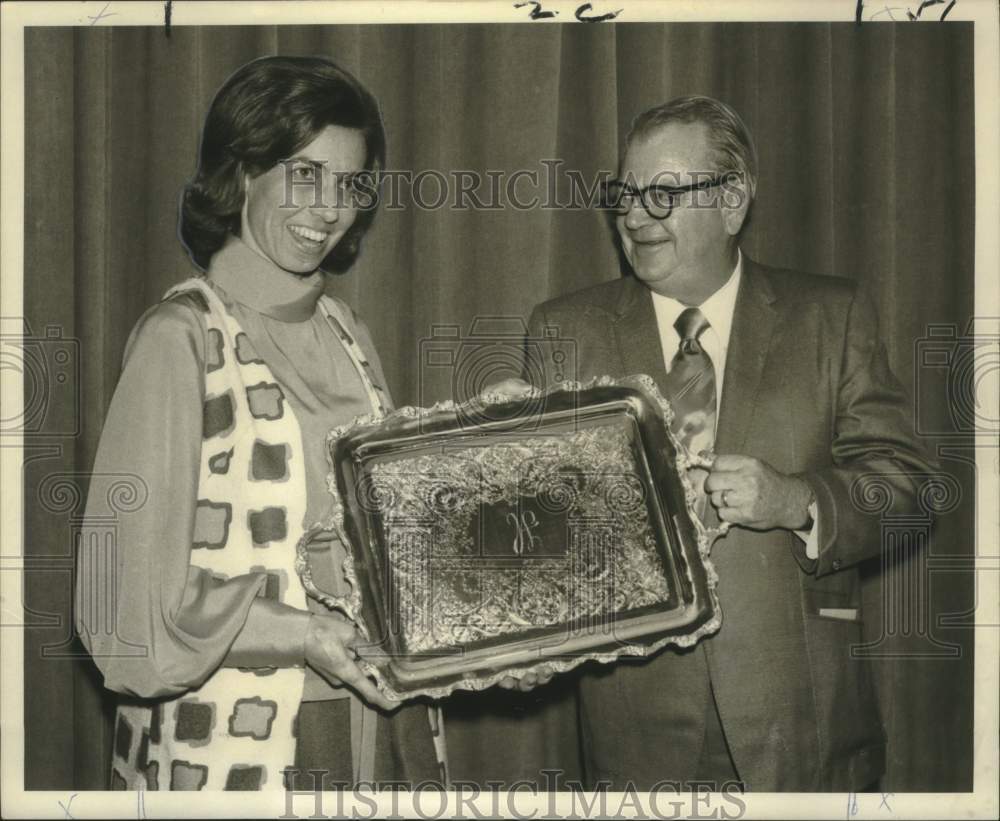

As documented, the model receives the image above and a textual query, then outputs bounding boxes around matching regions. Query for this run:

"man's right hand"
[303,614,400,711]
[497,664,555,693]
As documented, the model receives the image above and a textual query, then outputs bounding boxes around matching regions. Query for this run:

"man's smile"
[631,236,673,248]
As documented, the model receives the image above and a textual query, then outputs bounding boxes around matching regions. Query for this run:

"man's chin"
[626,248,675,280]
[633,266,677,289]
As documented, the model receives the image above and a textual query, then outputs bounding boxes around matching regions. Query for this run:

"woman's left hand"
[304,614,400,711]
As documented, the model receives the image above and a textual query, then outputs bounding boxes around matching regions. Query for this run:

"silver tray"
[296,375,726,701]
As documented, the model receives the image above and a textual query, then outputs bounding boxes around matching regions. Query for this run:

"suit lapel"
[611,275,671,390]
[608,261,781,455]
[716,257,780,454]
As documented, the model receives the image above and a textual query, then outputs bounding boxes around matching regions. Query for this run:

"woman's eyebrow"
[284,157,359,175]
[284,156,326,165]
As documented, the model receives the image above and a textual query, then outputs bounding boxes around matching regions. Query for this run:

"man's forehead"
[621,121,715,182]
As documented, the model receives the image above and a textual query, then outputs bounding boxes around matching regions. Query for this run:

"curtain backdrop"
[22,22,975,791]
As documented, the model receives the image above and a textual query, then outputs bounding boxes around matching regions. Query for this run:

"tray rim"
[295,374,725,701]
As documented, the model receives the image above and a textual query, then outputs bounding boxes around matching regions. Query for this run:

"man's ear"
[722,175,752,236]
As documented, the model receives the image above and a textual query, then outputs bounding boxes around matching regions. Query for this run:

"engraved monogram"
[507,509,542,555]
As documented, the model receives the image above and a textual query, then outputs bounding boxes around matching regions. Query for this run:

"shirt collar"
[651,249,743,349]
[206,236,326,322]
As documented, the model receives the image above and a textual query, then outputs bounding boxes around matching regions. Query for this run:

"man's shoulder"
[530,262,861,325]
[532,277,634,320]
[749,259,858,306]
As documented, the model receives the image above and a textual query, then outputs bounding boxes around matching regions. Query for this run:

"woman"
[76,56,441,791]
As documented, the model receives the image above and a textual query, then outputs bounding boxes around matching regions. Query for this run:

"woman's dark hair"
[180,55,387,272]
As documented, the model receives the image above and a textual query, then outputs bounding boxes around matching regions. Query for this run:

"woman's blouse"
[77,237,391,702]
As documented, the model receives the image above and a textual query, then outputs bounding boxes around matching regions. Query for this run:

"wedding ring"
[722,490,730,507]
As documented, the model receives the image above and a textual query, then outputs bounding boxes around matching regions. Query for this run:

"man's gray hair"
[626,95,758,202]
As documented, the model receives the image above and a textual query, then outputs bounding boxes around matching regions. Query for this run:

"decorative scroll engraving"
[371,425,671,653]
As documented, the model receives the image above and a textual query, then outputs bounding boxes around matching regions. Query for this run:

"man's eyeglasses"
[599,175,728,220]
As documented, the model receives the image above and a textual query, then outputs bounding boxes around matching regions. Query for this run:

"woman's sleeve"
[75,297,306,698]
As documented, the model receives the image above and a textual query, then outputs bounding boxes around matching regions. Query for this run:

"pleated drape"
[23,22,974,790]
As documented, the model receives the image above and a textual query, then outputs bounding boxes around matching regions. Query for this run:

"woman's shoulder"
[123,284,210,366]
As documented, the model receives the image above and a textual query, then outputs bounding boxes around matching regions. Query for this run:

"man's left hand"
[704,454,813,530]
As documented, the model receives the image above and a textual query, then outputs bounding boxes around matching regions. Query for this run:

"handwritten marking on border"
[88,3,116,26]
[856,0,958,22]
[514,1,623,22]
[58,793,77,819]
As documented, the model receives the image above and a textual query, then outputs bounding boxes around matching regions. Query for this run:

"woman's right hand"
[304,614,399,711]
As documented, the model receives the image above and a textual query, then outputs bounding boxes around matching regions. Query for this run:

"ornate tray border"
[295,374,728,701]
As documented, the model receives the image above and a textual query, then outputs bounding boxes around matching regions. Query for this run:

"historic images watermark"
[1,316,155,657]
[418,316,578,428]
[277,162,750,214]
[5,465,153,657]
[913,319,999,441]
[279,770,748,819]
[844,317,1000,659]
[0,317,80,440]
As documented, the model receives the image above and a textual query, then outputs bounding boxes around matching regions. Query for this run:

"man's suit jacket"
[526,256,936,791]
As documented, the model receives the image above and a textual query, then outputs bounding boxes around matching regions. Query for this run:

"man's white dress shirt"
[650,250,820,557]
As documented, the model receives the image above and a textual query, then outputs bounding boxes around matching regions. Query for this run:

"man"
[525,95,935,791]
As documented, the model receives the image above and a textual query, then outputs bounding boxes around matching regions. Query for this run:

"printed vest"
[111,278,312,790]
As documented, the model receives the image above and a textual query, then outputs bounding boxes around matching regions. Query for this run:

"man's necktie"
[663,307,717,508]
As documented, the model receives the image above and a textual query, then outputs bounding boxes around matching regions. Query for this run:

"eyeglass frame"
[598,173,738,220]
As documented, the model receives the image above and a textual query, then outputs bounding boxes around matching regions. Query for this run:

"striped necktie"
[663,307,717,506]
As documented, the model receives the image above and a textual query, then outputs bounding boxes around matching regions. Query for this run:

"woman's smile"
[287,223,332,254]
